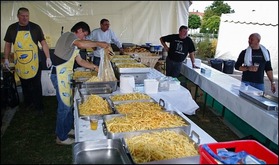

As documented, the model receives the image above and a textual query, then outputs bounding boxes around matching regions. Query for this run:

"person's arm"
[40,40,52,68]
[75,55,99,72]
[266,70,276,93]
[189,51,197,68]
[73,40,109,49]
[3,42,12,68]
[235,50,250,71]
[110,30,123,54]
[160,37,169,52]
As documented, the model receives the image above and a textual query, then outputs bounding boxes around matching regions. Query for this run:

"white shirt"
[86,28,122,58]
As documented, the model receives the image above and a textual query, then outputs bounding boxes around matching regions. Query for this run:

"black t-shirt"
[235,49,273,83]
[4,21,45,45]
[161,34,196,62]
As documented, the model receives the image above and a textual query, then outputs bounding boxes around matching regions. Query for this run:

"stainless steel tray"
[79,84,113,95]
[112,98,166,114]
[239,89,278,111]
[108,92,151,102]
[102,111,191,139]
[73,139,132,164]
[79,81,117,92]
[76,96,114,120]
[121,128,200,164]
[115,66,151,74]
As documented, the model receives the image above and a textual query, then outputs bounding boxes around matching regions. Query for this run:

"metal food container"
[121,128,200,164]
[78,84,114,95]
[74,80,118,94]
[108,92,152,102]
[102,111,191,139]
[111,98,166,114]
[239,89,278,111]
[76,95,114,120]
[113,63,151,84]
[72,139,132,164]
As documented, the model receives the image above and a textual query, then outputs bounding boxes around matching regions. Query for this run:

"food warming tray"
[110,98,165,111]
[102,111,191,139]
[120,128,200,164]
[73,80,118,94]
[76,95,114,120]
[239,89,278,111]
[72,139,132,164]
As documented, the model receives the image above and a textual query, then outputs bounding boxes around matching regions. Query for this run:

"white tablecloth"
[180,62,278,145]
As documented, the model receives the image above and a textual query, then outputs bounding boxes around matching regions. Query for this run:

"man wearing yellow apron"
[3,7,52,115]
[51,21,109,145]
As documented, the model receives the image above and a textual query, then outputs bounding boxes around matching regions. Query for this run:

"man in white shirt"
[87,18,124,66]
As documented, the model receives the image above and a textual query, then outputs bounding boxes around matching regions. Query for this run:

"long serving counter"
[73,68,217,164]
[180,62,278,145]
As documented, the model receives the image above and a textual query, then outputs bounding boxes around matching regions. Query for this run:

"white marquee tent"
[1,1,191,51]
[215,11,278,78]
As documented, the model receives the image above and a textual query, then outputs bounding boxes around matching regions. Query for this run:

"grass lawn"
[1,96,72,164]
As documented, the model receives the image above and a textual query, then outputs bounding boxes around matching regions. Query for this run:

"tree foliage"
[188,14,201,29]
[201,1,233,34]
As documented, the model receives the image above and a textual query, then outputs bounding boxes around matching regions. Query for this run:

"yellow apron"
[14,25,38,79]
[56,49,79,106]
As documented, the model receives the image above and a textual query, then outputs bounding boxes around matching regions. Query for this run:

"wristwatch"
[271,81,276,85]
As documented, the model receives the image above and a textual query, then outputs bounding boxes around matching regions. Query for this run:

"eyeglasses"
[102,23,110,26]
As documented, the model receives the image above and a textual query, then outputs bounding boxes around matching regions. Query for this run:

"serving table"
[73,68,217,164]
[180,62,278,145]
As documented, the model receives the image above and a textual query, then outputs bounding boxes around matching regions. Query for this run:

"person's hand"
[247,65,258,72]
[99,42,110,49]
[93,65,99,72]
[46,57,52,68]
[3,59,10,69]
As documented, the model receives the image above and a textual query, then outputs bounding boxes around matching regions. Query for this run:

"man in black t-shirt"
[160,25,197,77]
[235,33,276,93]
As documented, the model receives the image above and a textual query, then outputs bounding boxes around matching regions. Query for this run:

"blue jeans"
[242,81,265,91]
[50,74,73,141]
[166,57,183,78]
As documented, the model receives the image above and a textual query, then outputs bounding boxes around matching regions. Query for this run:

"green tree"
[188,14,201,29]
[200,16,220,33]
[201,1,233,34]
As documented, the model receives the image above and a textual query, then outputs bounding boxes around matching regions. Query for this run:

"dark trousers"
[19,64,43,112]
[92,56,101,66]
[166,57,183,78]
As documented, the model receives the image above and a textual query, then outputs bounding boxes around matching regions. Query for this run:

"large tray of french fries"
[76,94,114,120]
[102,110,191,139]
[112,98,166,114]
[108,93,151,102]
[121,127,200,164]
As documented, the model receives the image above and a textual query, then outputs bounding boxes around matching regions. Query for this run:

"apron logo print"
[59,67,66,74]
[17,42,23,49]
[62,92,70,97]
[19,54,28,59]
[24,33,29,39]
[31,66,36,71]
[61,80,66,88]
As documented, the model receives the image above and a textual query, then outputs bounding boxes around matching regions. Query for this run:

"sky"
[189,1,278,15]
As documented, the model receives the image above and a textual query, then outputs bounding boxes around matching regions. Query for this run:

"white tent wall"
[1,1,191,51]
[216,12,278,78]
